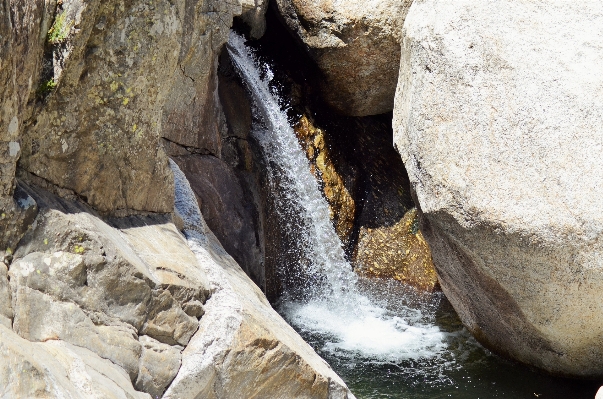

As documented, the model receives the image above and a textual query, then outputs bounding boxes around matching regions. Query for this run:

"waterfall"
[226,32,447,363]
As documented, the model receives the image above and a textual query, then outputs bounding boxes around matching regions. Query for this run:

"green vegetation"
[47,10,73,44]
[36,79,57,98]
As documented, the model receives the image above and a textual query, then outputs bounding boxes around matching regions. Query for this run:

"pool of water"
[278,278,601,399]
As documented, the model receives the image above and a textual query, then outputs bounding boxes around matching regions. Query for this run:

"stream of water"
[226,32,600,399]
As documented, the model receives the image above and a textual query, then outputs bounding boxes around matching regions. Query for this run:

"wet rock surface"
[293,113,438,291]
[294,115,356,243]
[395,0,603,377]
[164,161,355,399]
[355,209,437,291]
[171,154,264,292]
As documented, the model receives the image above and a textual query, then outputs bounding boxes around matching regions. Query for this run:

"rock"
[135,335,182,399]
[292,113,437,291]
[394,0,603,377]
[182,300,205,319]
[140,289,198,347]
[111,215,210,304]
[217,50,254,170]
[10,284,143,382]
[9,184,208,390]
[0,262,12,328]
[0,325,150,398]
[20,0,179,215]
[171,155,264,291]
[0,184,38,255]
[355,209,437,291]
[0,0,45,251]
[161,0,244,154]
[273,0,412,116]
[165,160,355,399]
[294,115,356,243]
[240,0,269,39]
[165,228,355,399]
[0,0,46,195]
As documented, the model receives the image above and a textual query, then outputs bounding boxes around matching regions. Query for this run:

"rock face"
[295,115,356,243]
[12,0,267,217]
[241,0,270,39]
[0,1,44,251]
[8,183,209,396]
[171,155,264,290]
[164,161,355,399]
[161,0,240,155]
[273,0,412,116]
[0,325,151,399]
[291,113,438,291]
[355,208,437,291]
[20,0,179,215]
[394,0,603,377]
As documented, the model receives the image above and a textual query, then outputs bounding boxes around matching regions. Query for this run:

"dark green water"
[279,279,601,399]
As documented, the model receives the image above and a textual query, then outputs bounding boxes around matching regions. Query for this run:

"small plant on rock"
[47,10,73,44]
[36,79,57,98]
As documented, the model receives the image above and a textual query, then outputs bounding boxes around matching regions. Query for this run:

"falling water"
[226,32,449,364]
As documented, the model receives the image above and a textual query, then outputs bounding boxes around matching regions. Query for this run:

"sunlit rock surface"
[293,115,437,291]
[0,325,151,399]
[273,0,412,116]
[394,0,603,377]
[165,160,355,399]
[12,0,265,216]
[20,0,179,215]
[295,115,356,243]
[8,184,207,395]
[355,209,437,291]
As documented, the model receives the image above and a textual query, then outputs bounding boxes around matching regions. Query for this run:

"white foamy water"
[226,32,448,362]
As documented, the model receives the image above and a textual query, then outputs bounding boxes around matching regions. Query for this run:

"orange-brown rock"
[354,208,438,291]
[293,114,438,291]
[294,115,355,243]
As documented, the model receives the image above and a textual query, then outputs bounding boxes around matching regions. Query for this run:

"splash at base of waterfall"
[279,290,447,363]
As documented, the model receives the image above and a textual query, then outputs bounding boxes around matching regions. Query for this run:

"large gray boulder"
[273,0,412,116]
[394,0,603,377]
